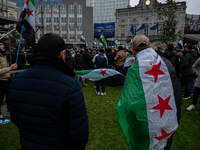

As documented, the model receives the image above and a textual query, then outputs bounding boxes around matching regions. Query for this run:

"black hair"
[38,33,65,56]
[185,44,192,50]
[99,48,104,53]
[85,48,88,52]
[167,43,174,51]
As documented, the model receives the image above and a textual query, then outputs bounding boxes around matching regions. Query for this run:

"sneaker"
[0,114,3,119]
[0,119,11,124]
[82,83,87,87]
[96,92,100,95]
[187,105,195,111]
[94,86,96,88]
[182,96,188,100]
[7,111,10,116]
[101,92,107,96]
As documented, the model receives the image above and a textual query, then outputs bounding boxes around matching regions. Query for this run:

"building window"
[61,4,66,14]
[9,13,13,18]
[77,34,82,40]
[46,17,51,23]
[62,26,67,31]
[54,26,59,31]
[77,18,82,23]
[54,17,59,23]
[53,5,59,14]
[77,25,82,31]
[131,26,136,36]
[144,25,149,36]
[46,5,51,14]
[62,17,67,23]
[69,17,74,23]
[62,34,67,39]
[121,27,125,37]
[69,26,74,31]
[70,34,75,39]
[39,17,41,23]
[46,26,52,31]
[69,4,74,14]
[77,5,82,15]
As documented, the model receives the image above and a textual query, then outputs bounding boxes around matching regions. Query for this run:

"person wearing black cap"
[114,46,126,74]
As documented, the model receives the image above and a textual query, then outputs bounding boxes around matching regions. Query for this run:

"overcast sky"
[130,0,200,15]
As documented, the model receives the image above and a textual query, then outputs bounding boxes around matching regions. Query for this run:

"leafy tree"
[10,29,20,47]
[157,0,182,44]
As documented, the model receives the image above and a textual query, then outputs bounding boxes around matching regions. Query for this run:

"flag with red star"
[75,69,125,86]
[16,0,35,47]
[124,55,135,68]
[99,33,107,48]
[116,48,179,149]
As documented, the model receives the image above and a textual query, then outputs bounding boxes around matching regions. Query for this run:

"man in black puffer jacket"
[8,33,89,150]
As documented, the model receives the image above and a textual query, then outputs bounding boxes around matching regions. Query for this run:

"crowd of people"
[0,33,200,149]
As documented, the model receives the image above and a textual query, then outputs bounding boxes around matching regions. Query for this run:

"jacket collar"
[30,53,75,77]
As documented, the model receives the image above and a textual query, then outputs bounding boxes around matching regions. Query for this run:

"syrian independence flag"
[115,38,120,47]
[80,33,86,43]
[16,0,35,47]
[98,41,103,47]
[75,69,125,86]
[177,38,184,51]
[99,33,107,48]
[117,48,178,149]
[131,36,133,43]
[124,56,135,68]
[126,44,130,50]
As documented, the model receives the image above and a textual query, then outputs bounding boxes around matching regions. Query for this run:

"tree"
[10,29,20,47]
[157,0,182,44]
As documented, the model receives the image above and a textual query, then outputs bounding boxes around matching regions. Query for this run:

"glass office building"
[86,0,130,23]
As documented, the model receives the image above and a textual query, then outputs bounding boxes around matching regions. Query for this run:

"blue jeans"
[189,76,196,94]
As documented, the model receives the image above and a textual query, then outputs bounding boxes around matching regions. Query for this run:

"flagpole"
[16,25,24,64]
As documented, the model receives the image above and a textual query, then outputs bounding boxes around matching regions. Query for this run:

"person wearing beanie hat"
[116,35,181,150]
[114,45,126,74]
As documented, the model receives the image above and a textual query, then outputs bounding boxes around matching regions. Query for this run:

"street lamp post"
[41,0,44,35]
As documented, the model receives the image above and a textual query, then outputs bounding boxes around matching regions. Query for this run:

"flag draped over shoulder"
[136,23,145,32]
[75,69,125,86]
[124,55,135,68]
[99,33,107,48]
[16,0,35,47]
[116,48,178,150]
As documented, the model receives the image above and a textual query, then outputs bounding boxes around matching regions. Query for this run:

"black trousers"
[95,82,105,93]
[0,79,11,115]
[192,87,200,106]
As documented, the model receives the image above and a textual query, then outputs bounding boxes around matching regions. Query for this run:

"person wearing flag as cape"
[116,35,182,150]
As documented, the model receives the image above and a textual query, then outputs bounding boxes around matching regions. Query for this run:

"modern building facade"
[115,0,186,47]
[86,0,130,23]
[10,0,93,48]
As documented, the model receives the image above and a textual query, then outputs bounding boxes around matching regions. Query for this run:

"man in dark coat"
[8,33,89,150]
[82,48,92,70]
[180,44,198,99]
[162,43,179,71]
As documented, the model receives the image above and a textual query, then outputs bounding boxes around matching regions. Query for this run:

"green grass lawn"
[0,80,200,150]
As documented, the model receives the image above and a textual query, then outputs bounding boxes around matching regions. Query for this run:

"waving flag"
[136,23,145,32]
[126,44,131,50]
[16,0,35,47]
[115,38,120,47]
[117,48,179,149]
[99,33,107,48]
[150,23,159,30]
[131,36,133,43]
[75,69,125,86]
[124,55,135,68]
[80,33,86,43]
[130,25,134,35]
